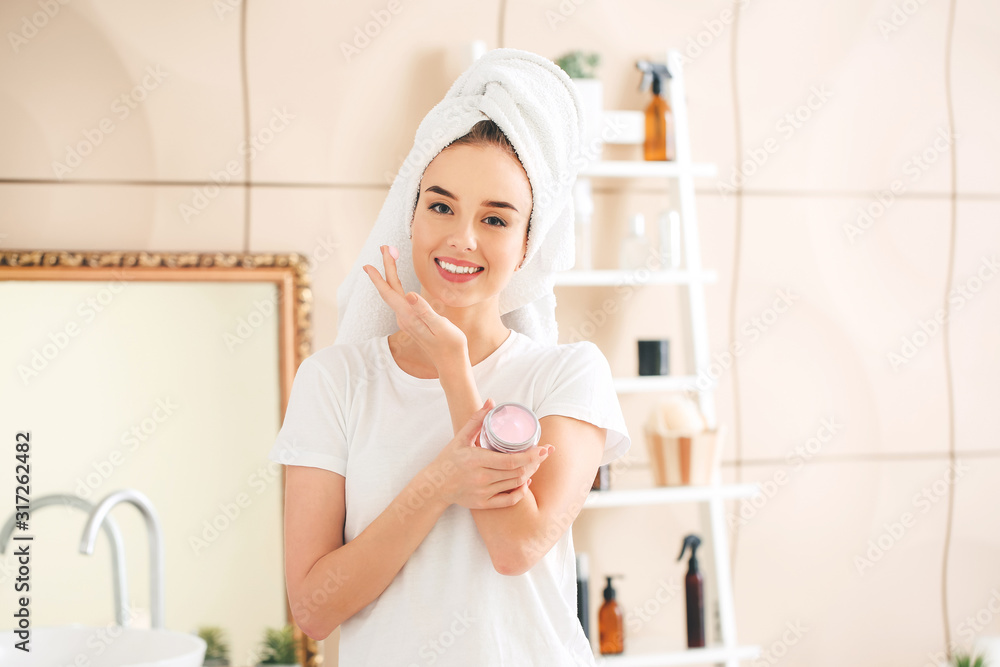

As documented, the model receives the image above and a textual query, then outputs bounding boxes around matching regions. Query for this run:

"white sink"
[0,624,206,666]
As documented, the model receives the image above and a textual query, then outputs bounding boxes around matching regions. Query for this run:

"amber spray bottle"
[677,534,705,648]
[599,575,624,655]
[636,60,675,162]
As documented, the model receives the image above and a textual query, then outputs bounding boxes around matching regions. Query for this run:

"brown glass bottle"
[598,575,624,655]
[643,75,675,161]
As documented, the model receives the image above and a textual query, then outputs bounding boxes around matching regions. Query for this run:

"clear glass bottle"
[619,213,654,271]
[657,210,681,270]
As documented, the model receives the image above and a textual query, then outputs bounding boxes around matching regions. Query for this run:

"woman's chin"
[423,288,501,311]
[416,273,507,310]
[426,293,476,310]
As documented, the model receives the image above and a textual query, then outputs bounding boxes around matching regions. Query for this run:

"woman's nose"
[447,217,478,251]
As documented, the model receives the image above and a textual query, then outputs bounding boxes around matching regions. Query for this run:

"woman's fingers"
[364,247,443,341]
[480,444,553,472]
[487,469,533,494]
[483,448,546,484]
[461,399,495,437]
[364,245,403,297]
[406,290,432,316]
[363,255,413,320]
[380,245,404,293]
[362,263,398,302]
[487,479,529,508]
[404,291,448,334]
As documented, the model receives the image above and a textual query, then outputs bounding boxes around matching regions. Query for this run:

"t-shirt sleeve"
[534,342,631,467]
[267,354,348,476]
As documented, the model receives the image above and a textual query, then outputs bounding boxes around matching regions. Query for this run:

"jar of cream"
[479,402,541,453]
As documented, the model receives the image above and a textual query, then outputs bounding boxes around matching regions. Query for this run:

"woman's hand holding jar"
[424,398,554,510]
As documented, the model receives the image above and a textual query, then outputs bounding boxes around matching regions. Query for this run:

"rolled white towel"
[334,47,586,347]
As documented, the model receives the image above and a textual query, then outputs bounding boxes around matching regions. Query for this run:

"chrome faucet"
[0,493,131,626]
[80,489,164,629]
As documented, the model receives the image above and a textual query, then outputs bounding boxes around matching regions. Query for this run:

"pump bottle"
[636,60,675,161]
[598,575,624,655]
[677,534,705,648]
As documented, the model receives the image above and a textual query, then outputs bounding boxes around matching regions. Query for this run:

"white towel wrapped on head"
[334,47,586,347]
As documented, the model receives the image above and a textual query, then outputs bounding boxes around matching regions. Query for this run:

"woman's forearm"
[436,354,543,575]
[294,467,451,640]
[438,355,482,434]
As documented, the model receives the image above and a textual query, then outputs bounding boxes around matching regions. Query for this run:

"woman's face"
[411,143,533,308]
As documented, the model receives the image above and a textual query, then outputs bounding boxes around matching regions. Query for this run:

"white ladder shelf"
[561,48,760,667]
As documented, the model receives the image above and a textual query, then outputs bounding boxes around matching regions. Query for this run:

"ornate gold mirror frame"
[0,250,319,667]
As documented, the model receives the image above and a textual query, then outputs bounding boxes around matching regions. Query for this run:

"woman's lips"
[435,259,484,283]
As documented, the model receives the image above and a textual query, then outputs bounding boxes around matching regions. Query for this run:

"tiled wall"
[2,0,997,665]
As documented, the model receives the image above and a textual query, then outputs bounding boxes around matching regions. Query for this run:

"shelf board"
[613,376,707,393]
[578,160,718,179]
[554,269,717,286]
[594,643,760,666]
[584,484,760,508]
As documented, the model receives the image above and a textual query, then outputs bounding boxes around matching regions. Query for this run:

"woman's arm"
[283,463,449,641]
[360,256,600,573]
[283,401,534,640]
[438,355,483,433]
[439,357,605,576]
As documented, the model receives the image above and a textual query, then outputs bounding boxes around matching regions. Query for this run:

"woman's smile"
[435,257,485,283]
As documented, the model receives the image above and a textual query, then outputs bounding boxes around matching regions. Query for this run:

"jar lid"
[484,402,541,452]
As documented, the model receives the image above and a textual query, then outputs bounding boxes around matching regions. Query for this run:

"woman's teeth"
[437,259,483,274]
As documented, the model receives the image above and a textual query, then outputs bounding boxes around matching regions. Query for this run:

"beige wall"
[1,0,997,665]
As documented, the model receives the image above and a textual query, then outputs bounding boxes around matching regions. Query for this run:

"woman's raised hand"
[363,245,469,373]
[428,398,554,510]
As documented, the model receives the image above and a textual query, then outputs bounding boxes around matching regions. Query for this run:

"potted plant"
[197,626,230,666]
[257,624,300,667]
[555,50,604,158]
[952,652,988,667]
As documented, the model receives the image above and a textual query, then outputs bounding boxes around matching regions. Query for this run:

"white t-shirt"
[268,329,631,666]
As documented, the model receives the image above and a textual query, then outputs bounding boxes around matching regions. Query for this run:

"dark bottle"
[592,464,610,490]
[598,575,624,655]
[576,553,590,640]
[677,534,705,648]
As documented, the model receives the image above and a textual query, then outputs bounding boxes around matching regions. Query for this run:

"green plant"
[197,626,230,665]
[259,624,298,665]
[555,50,601,79]
[952,652,988,667]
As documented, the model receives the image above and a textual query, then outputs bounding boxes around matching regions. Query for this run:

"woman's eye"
[429,203,506,228]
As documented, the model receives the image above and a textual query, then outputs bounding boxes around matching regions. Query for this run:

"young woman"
[269,55,630,667]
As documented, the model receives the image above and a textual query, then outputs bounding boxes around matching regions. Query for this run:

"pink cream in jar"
[479,402,541,453]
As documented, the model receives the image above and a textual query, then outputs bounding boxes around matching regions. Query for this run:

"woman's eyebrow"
[424,185,520,214]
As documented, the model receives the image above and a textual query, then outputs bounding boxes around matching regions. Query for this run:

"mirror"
[0,250,319,666]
